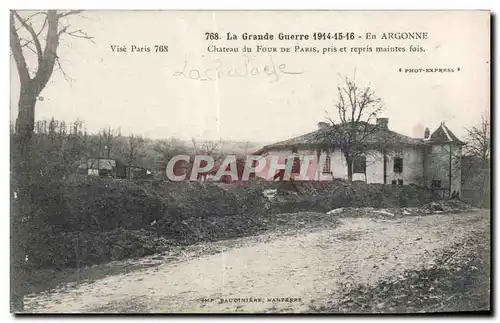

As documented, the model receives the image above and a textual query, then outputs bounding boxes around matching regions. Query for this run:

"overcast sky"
[10,10,490,144]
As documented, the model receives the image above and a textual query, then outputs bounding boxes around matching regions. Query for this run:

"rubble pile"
[326,200,477,219]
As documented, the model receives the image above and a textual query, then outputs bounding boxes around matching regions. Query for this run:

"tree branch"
[19,38,38,57]
[32,10,59,95]
[55,56,73,83]
[57,10,85,18]
[12,10,43,66]
[320,72,384,165]
[64,29,95,43]
[465,114,490,162]
[10,11,31,85]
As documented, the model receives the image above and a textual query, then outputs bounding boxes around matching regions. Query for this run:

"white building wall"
[365,151,384,183]
[261,145,425,185]
[330,148,347,180]
[385,147,425,186]
[424,144,462,196]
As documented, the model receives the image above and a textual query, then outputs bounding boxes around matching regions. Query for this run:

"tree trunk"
[345,154,353,181]
[11,88,37,312]
[15,88,36,155]
[129,145,135,165]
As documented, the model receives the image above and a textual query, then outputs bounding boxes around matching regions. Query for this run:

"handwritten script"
[173,55,304,82]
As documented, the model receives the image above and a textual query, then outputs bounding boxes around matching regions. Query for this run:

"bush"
[27,229,167,269]
[28,178,167,233]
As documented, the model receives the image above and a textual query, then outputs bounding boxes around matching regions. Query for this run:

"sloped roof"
[260,122,425,152]
[425,123,465,145]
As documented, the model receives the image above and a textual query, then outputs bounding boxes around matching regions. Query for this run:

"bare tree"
[191,138,225,156]
[70,119,85,136]
[11,10,92,146]
[465,114,490,166]
[154,138,189,179]
[99,127,118,158]
[10,10,92,311]
[127,134,145,164]
[318,74,384,181]
[191,137,198,154]
[201,139,224,156]
[154,137,186,157]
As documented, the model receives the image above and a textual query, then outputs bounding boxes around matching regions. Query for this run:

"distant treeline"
[10,117,264,181]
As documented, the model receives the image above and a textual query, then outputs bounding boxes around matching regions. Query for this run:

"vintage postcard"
[10,10,490,314]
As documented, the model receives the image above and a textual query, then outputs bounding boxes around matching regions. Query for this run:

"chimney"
[376,118,389,130]
[317,122,329,129]
[424,127,430,139]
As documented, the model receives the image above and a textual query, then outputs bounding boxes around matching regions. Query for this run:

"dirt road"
[24,210,489,313]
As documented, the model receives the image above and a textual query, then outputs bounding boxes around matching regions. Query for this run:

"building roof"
[425,122,465,145]
[258,122,424,152]
[255,121,464,154]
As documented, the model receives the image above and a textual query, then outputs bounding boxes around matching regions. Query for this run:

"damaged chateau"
[253,118,464,198]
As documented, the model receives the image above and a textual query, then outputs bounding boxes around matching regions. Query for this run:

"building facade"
[252,118,464,197]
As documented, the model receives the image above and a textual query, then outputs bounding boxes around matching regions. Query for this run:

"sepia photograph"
[9,10,491,314]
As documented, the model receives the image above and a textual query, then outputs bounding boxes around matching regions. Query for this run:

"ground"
[23,210,490,314]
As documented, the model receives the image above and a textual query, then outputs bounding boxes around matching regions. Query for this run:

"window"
[352,156,366,174]
[394,157,403,173]
[431,180,442,188]
[391,180,397,185]
[323,156,331,173]
[292,148,298,153]
[397,179,403,186]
